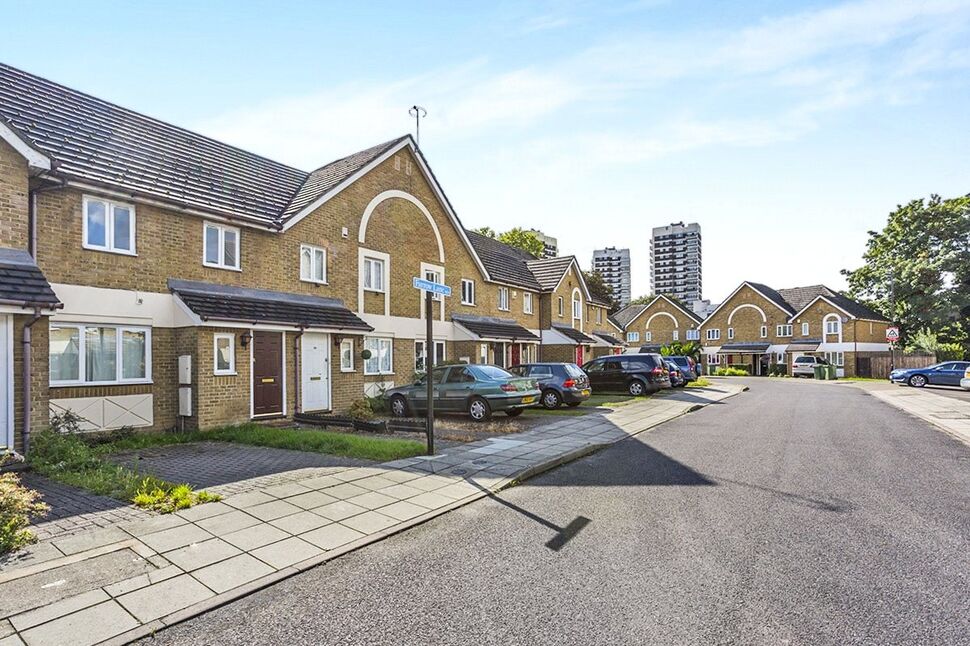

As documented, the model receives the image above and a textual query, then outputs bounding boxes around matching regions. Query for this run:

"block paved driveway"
[142,378,970,646]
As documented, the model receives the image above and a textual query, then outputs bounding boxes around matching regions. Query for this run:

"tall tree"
[473,226,497,239]
[582,271,618,311]
[842,194,970,348]
[628,293,656,306]
[496,228,545,257]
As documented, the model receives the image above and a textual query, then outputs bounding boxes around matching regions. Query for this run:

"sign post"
[412,277,452,455]
[886,327,900,373]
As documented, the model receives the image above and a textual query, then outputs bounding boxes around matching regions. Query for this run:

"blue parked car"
[889,361,970,388]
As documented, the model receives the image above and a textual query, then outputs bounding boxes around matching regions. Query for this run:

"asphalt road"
[142,379,970,646]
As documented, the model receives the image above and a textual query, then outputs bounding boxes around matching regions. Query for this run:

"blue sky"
[2,0,969,302]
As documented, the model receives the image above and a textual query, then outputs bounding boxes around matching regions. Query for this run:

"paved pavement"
[859,379,970,404]
[858,382,970,446]
[138,378,970,646]
[0,382,743,646]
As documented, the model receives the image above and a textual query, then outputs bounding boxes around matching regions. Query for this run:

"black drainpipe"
[22,307,42,455]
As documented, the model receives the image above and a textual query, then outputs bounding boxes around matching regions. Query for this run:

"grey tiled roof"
[464,230,541,290]
[452,315,539,341]
[0,62,408,228]
[778,285,887,321]
[551,324,597,345]
[719,342,771,352]
[747,282,796,315]
[0,248,61,309]
[526,256,576,291]
[611,303,649,329]
[592,332,624,346]
[169,279,371,331]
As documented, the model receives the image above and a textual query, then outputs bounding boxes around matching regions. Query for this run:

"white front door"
[301,333,330,412]
[0,316,10,450]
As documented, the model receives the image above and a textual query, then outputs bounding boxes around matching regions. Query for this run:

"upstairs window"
[300,245,327,284]
[523,292,533,314]
[498,287,510,311]
[825,318,841,335]
[686,329,700,340]
[557,297,564,317]
[362,256,385,292]
[596,308,602,324]
[572,295,582,320]
[645,331,653,342]
[203,222,239,270]
[776,324,793,337]
[461,279,475,305]
[801,322,810,336]
[83,196,135,255]
[760,325,768,338]
[727,328,735,340]
[672,329,679,341]
[706,328,721,341]
[627,331,640,343]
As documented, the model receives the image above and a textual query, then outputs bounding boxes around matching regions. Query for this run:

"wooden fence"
[857,353,936,379]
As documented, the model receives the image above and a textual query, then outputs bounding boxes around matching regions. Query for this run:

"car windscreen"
[471,365,514,380]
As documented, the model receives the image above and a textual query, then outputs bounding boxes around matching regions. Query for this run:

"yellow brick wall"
[0,139,29,250]
[701,285,792,346]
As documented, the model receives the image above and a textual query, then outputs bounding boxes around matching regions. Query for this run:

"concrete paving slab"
[376,483,424,500]
[175,502,234,523]
[162,538,241,572]
[195,510,260,536]
[408,491,456,510]
[296,475,342,490]
[0,634,23,646]
[116,574,214,623]
[312,500,367,522]
[0,543,63,575]
[222,490,275,509]
[284,491,338,510]
[220,524,289,552]
[244,500,303,522]
[138,524,214,553]
[19,600,138,646]
[9,589,109,632]
[320,482,369,499]
[119,514,187,538]
[102,565,181,598]
[345,491,397,510]
[341,511,398,534]
[351,476,399,491]
[250,538,323,570]
[51,526,128,556]
[259,482,311,498]
[269,511,331,535]
[300,524,366,551]
[192,554,275,594]
[379,500,431,522]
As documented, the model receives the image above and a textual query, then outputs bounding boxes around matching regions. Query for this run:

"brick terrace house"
[0,63,617,453]
[612,294,703,351]
[699,282,890,377]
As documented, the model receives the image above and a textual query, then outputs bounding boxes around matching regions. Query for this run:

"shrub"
[348,398,375,421]
[936,343,965,361]
[768,363,788,377]
[714,367,751,377]
[0,473,49,554]
[48,410,85,435]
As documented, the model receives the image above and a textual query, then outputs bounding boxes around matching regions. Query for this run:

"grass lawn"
[103,424,425,462]
[685,378,712,388]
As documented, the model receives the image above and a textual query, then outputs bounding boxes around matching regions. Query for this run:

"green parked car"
[385,364,540,422]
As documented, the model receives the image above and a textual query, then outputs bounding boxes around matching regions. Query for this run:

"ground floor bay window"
[49,323,151,385]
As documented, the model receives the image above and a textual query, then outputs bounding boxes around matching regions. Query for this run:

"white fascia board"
[358,313,457,340]
[787,295,854,323]
[0,121,50,171]
[51,284,196,327]
[819,342,890,352]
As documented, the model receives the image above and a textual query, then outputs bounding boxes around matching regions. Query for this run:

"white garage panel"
[50,394,154,431]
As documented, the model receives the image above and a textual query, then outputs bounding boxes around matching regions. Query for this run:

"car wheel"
[566,401,582,407]
[908,374,927,388]
[541,389,562,409]
[468,396,492,422]
[389,395,409,417]
[505,409,524,417]
[628,379,646,396]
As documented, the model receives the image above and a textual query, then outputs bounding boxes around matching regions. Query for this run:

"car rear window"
[622,355,661,370]
[529,365,555,378]
[472,365,514,380]
[794,357,814,363]
[564,363,586,378]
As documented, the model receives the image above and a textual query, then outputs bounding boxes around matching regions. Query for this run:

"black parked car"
[581,353,671,396]
[665,360,686,388]
[509,362,591,409]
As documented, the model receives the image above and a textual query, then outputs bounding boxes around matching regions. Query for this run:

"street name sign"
[412,276,452,297]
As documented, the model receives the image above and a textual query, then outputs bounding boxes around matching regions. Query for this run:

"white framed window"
[672,329,679,341]
[801,322,810,336]
[708,353,721,365]
[214,333,235,375]
[824,351,845,367]
[706,328,721,341]
[645,331,653,342]
[596,308,602,324]
[340,340,355,372]
[498,287,510,311]
[479,343,488,364]
[83,196,135,255]
[627,331,640,343]
[49,323,151,385]
[825,318,841,335]
[760,325,768,338]
[461,279,475,305]
[557,297,564,317]
[776,352,785,363]
[362,256,386,292]
[572,296,582,321]
[203,222,240,270]
[523,292,533,314]
[424,268,443,302]
[415,340,446,372]
[727,328,735,340]
[686,329,700,340]
[776,324,793,337]
[300,244,327,284]
[363,337,393,375]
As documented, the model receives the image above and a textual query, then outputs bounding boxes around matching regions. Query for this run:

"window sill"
[340,368,356,373]
[203,262,242,272]
[50,380,154,388]
[363,372,395,377]
[301,279,329,286]
[82,244,137,257]
[214,371,237,377]
[363,287,386,295]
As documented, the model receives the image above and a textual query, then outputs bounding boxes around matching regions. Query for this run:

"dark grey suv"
[582,353,671,396]
[509,362,591,409]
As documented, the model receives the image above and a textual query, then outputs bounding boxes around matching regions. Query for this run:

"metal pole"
[425,290,435,455]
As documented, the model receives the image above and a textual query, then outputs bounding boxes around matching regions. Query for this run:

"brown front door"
[252,331,283,416]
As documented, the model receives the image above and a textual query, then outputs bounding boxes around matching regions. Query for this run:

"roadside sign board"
[412,276,452,297]
[886,326,900,343]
